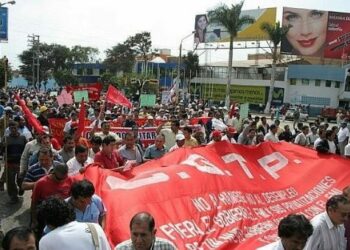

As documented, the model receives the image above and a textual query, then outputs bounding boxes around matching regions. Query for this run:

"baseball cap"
[175,133,185,141]
[227,127,236,133]
[212,130,222,137]
[40,106,48,113]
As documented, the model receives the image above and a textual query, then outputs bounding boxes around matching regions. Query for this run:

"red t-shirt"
[94,150,124,169]
[32,175,74,204]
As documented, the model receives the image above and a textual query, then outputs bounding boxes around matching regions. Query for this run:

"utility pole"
[27,34,40,89]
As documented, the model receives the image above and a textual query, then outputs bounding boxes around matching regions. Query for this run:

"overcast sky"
[1,0,348,69]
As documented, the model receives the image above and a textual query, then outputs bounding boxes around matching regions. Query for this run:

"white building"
[190,60,349,109]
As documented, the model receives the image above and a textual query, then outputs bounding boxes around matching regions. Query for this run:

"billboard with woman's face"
[281,7,328,57]
[194,8,277,45]
[281,7,350,59]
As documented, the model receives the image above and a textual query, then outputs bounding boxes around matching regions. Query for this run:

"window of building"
[315,79,321,86]
[326,80,332,87]
[99,69,106,75]
[77,68,83,75]
[87,68,93,75]
[290,78,296,85]
[302,79,309,86]
[335,81,340,88]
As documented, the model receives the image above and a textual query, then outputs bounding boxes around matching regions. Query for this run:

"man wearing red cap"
[208,130,222,145]
[222,127,237,144]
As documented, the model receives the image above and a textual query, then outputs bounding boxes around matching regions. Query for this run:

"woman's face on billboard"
[197,16,208,31]
[283,8,328,56]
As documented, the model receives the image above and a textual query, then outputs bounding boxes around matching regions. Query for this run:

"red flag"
[82,141,350,249]
[105,85,132,109]
[14,94,45,134]
[229,102,237,118]
[77,99,86,136]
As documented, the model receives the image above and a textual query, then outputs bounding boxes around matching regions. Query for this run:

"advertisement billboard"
[281,7,350,59]
[194,8,276,44]
[0,7,8,41]
[324,12,350,59]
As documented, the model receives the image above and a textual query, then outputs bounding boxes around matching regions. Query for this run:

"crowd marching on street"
[1,86,350,250]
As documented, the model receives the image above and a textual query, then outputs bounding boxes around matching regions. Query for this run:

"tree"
[125,32,152,75]
[208,1,254,107]
[260,21,290,114]
[53,69,78,86]
[104,43,135,74]
[183,51,199,79]
[70,45,99,63]
[18,43,98,87]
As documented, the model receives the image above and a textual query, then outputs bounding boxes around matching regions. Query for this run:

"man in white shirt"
[305,194,350,250]
[337,121,349,156]
[294,125,310,147]
[258,214,313,250]
[63,111,78,136]
[211,112,227,131]
[39,197,111,250]
[264,124,279,143]
[67,145,93,176]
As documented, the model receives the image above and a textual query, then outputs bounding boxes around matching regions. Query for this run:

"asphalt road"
[0,174,31,233]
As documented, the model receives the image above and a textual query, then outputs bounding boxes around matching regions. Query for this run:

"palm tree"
[260,21,290,114]
[208,1,254,108]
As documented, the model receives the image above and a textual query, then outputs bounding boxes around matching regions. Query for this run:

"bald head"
[129,212,155,232]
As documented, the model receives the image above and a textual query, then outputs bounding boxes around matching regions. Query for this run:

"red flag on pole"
[105,85,132,109]
[14,93,45,134]
[77,99,86,136]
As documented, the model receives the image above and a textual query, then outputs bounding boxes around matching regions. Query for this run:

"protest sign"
[81,141,349,249]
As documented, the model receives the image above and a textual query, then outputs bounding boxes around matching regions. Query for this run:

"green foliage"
[53,69,78,86]
[208,1,255,40]
[18,43,98,86]
[104,43,135,74]
[125,32,152,60]
[207,0,255,107]
[70,45,99,63]
[183,51,199,79]
[104,31,152,76]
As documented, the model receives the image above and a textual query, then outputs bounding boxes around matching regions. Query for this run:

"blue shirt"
[66,194,106,224]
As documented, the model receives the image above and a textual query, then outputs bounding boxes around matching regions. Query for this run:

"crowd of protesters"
[1,87,350,249]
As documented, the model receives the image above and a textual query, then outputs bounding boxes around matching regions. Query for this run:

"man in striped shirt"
[22,147,60,191]
[305,194,350,250]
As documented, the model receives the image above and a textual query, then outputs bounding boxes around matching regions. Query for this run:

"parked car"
[320,107,350,122]
[285,108,309,121]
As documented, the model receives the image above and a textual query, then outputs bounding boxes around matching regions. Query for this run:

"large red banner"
[82,141,350,249]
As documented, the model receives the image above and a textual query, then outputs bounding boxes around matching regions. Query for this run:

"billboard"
[191,83,285,104]
[324,12,350,59]
[194,8,276,44]
[281,7,350,59]
[0,7,8,41]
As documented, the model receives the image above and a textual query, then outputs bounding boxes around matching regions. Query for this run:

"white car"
[285,108,309,121]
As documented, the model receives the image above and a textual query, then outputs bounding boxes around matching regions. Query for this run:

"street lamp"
[0,1,16,7]
[176,31,195,104]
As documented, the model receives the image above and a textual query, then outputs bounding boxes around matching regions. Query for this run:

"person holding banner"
[305,194,350,250]
[94,135,124,170]
[143,135,167,162]
[282,7,328,57]
[258,214,313,250]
